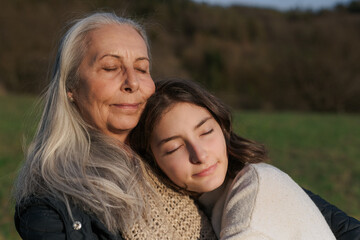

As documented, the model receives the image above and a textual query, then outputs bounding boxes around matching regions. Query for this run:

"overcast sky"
[192,0,353,11]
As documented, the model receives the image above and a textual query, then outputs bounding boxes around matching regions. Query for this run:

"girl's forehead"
[161,102,205,116]
[156,103,212,129]
[150,103,214,144]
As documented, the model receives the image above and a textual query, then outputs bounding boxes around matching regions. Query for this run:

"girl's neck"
[197,177,232,218]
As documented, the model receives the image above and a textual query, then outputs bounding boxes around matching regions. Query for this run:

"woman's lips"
[193,163,218,177]
[111,103,141,111]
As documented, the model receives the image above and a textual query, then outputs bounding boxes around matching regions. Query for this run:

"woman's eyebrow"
[135,57,150,62]
[99,54,120,60]
[98,54,149,61]
[91,54,119,65]
[94,55,149,67]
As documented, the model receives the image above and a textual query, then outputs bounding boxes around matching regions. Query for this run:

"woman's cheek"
[141,77,155,98]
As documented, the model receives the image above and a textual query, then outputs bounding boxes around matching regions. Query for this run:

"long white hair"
[14,12,153,233]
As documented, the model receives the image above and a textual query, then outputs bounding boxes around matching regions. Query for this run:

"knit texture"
[122,163,217,240]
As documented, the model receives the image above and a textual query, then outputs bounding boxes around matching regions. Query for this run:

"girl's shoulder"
[221,163,335,239]
[233,162,322,213]
[239,162,285,176]
[235,163,295,189]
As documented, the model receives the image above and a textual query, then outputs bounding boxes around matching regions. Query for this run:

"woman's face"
[150,102,228,193]
[70,24,155,142]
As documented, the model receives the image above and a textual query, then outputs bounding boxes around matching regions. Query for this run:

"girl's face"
[150,102,228,193]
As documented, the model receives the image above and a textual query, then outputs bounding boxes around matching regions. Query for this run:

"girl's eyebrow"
[157,135,181,147]
[157,116,212,147]
[194,116,212,130]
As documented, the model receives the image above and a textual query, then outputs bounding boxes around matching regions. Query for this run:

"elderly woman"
[14,12,360,240]
[14,12,216,240]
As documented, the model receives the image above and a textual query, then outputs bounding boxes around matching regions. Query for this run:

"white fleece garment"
[198,163,336,240]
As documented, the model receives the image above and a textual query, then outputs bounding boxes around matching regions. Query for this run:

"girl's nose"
[189,143,208,164]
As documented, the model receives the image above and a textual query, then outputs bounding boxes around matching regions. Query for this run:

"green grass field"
[1,94,359,240]
[233,111,360,219]
[0,94,36,240]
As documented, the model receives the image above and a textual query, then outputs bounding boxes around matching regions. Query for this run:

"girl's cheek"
[166,156,184,172]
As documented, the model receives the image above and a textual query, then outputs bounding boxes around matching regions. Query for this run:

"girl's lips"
[193,163,217,177]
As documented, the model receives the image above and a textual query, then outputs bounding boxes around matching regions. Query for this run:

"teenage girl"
[129,79,335,240]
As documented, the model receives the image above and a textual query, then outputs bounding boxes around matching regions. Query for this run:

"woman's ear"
[67,91,75,102]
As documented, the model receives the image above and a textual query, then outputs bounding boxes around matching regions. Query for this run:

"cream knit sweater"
[199,163,336,240]
[123,163,217,240]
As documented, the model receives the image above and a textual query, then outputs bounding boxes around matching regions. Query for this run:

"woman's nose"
[189,143,208,164]
[121,68,139,93]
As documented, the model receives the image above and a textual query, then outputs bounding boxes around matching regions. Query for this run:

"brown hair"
[129,78,268,193]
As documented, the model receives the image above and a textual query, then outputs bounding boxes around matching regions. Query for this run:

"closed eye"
[201,129,213,136]
[103,67,117,72]
[135,68,147,73]
[165,145,183,155]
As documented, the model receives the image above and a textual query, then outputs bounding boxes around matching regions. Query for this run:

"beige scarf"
[122,163,217,240]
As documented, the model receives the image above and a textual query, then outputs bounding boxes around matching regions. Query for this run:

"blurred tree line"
[0,0,359,112]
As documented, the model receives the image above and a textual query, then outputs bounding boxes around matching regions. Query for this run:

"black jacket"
[15,196,123,240]
[305,189,360,240]
[15,190,360,240]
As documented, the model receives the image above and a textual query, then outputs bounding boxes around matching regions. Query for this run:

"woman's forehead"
[86,24,148,57]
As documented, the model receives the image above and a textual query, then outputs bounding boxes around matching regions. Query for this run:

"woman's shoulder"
[15,195,70,239]
[15,195,122,240]
[15,195,92,239]
[16,195,69,216]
